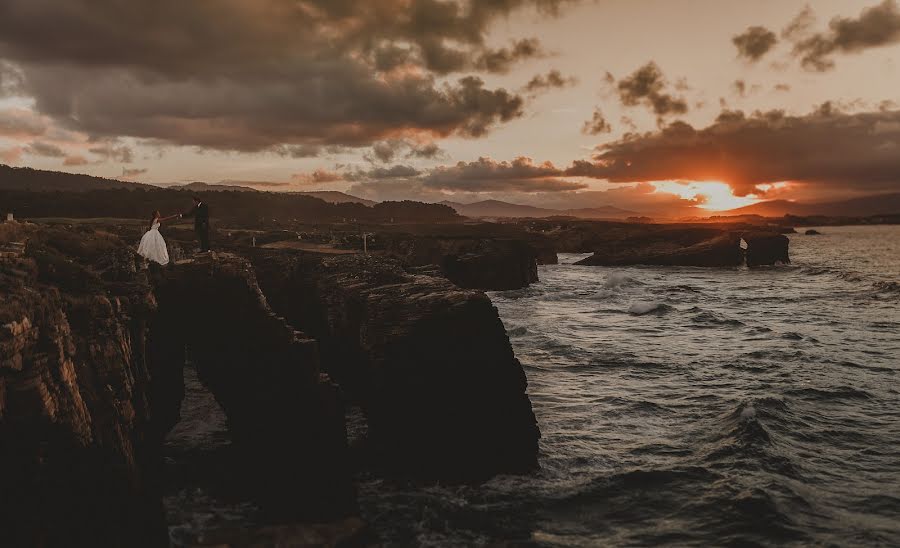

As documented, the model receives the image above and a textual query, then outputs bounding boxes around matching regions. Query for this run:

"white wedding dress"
[137,220,170,265]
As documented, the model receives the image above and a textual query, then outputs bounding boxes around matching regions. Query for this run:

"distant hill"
[164,183,378,207]
[0,164,148,191]
[441,199,636,219]
[720,193,900,217]
[171,181,258,192]
[295,191,377,207]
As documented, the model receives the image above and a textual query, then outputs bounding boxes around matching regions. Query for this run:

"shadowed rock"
[252,252,541,480]
[743,232,790,266]
[385,236,540,290]
[576,228,743,267]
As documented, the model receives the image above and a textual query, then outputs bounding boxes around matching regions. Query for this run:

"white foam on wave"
[627,301,667,315]
[740,405,757,420]
[604,271,633,288]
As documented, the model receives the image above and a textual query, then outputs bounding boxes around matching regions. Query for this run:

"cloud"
[0,0,566,152]
[88,143,134,163]
[473,38,544,74]
[349,164,422,180]
[582,108,612,135]
[523,70,577,94]
[119,167,147,179]
[781,5,816,41]
[63,155,89,166]
[0,108,47,138]
[291,168,346,187]
[774,83,791,92]
[564,105,900,196]
[792,0,900,71]
[423,156,585,192]
[25,140,65,157]
[615,62,688,120]
[0,146,23,164]
[365,138,446,163]
[732,26,778,61]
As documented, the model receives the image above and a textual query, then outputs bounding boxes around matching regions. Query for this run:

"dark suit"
[183,201,210,251]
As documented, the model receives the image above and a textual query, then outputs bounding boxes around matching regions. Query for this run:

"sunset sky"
[1,0,899,216]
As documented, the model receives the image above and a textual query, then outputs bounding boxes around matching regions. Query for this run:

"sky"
[1,0,899,216]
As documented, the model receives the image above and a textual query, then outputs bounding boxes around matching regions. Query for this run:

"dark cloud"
[564,105,900,196]
[0,0,566,151]
[781,5,816,41]
[731,80,761,98]
[365,139,446,163]
[615,62,688,120]
[0,61,25,96]
[774,83,791,92]
[524,70,578,94]
[25,140,65,157]
[732,26,778,61]
[366,165,422,179]
[88,143,134,163]
[792,0,900,71]
[406,141,444,159]
[423,156,585,192]
[582,108,612,135]
[474,38,543,74]
[119,167,147,179]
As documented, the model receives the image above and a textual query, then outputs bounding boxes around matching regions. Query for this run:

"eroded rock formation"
[743,232,790,267]
[252,252,541,480]
[575,227,744,267]
[1,225,356,545]
[150,253,355,520]
[385,236,540,290]
[1,224,166,547]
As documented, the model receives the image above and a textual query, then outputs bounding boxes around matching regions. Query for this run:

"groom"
[180,196,210,252]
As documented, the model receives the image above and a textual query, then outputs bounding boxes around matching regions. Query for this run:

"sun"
[651,181,762,211]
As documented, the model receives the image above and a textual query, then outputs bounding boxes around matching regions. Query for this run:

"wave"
[785,386,873,401]
[627,301,672,315]
[689,308,745,328]
[603,271,640,288]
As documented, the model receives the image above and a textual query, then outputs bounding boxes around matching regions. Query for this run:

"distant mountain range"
[168,182,378,206]
[440,199,638,219]
[719,193,900,217]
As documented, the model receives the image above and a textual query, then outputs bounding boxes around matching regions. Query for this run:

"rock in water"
[576,228,743,267]
[805,229,822,235]
[743,232,790,266]
[252,252,541,480]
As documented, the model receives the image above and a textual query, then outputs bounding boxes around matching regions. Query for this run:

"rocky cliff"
[1,223,166,547]
[384,236,540,290]
[252,252,541,480]
[1,224,356,545]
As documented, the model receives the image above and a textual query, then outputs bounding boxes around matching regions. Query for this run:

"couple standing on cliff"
[137,196,210,266]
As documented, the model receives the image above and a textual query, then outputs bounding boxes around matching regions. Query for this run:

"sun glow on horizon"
[651,181,771,211]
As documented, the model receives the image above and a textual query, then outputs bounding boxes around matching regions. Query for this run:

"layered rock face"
[576,228,744,267]
[150,254,355,519]
[385,236,540,290]
[252,252,541,480]
[1,225,356,544]
[743,232,790,267]
[0,224,166,547]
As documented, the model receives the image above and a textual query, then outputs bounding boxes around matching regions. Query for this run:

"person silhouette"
[180,196,210,252]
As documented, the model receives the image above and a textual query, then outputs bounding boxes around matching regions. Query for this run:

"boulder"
[743,232,790,266]
[252,252,541,481]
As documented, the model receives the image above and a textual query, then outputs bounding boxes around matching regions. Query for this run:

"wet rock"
[805,229,822,235]
[252,252,541,481]
[576,228,743,267]
[743,232,790,266]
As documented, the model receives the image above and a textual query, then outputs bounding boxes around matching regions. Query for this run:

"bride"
[137,210,177,266]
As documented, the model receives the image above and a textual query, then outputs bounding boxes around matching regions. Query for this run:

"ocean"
[166,225,900,546]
